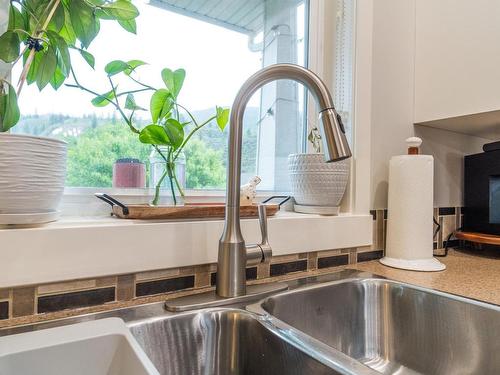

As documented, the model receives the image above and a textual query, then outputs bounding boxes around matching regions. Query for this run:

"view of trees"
[65,123,151,187]
[14,109,260,190]
[184,138,225,189]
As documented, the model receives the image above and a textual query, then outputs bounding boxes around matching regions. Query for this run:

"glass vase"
[149,147,186,206]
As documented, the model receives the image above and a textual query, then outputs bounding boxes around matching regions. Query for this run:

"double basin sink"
[129,270,500,375]
[2,270,499,374]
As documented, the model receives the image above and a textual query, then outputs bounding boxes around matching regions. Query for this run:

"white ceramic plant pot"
[0,133,67,223]
[288,153,350,209]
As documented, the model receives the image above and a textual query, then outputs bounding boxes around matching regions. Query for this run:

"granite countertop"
[354,248,500,305]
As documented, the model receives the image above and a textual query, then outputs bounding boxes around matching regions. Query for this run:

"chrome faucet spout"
[216,64,352,298]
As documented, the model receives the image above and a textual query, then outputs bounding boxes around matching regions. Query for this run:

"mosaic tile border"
[0,247,366,327]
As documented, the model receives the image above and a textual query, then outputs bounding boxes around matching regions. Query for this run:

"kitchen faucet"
[216,63,352,298]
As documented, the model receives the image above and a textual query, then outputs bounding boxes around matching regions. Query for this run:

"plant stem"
[17,0,61,96]
[151,145,180,206]
[152,166,169,206]
[167,151,177,205]
[116,87,152,97]
[176,103,199,127]
[127,75,156,91]
[107,75,137,133]
[67,69,141,134]
[173,115,216,161]
[173,171,185,197]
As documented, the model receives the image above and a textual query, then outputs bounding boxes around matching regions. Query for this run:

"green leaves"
[47,3,65,32]
[101,1,139,20]
[150,89,173,124]
[25,50,41,85]
[216,106,229,130]
[118,18,137,34]
[36,47,58,90]
[161,68,185,98]
[69,0,100,48]
[46,31,71,77]
[91,89,115,107]
[0,31,20,63]
[125,93,145,111]
[139,125,171,146]
[0,81,20,132]
[164,119,184,149]
[8,5,26,32]
[105,59,146,76]
[78,49,95,69]
[105,60,129,76]
[0,0,141,132]
[50,65,66,90]
[59,7,77,44]
[139,120,184,149]
[124,59,147,75]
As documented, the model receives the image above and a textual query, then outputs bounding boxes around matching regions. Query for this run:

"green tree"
[184,138,225,189]
[65,123,150,187]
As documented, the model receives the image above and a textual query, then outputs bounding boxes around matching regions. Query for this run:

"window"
[10,0,310,193]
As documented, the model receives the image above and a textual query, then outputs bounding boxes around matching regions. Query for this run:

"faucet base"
[164,282,288,312]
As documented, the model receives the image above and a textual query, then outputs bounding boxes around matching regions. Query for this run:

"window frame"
[1,0,367,217]
[65,0,325,214]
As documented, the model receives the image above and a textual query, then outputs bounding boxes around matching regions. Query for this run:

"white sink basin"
[0,318,159,375]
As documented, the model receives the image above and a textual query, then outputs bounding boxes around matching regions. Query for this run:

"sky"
[13,0,263,117]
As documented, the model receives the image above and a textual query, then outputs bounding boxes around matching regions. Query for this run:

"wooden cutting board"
[112,203,279,220]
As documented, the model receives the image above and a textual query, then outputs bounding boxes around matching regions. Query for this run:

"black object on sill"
[95,193,129,215]
[262,195,291,207]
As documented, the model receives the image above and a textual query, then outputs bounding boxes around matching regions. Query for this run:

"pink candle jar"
[113,158,146,188]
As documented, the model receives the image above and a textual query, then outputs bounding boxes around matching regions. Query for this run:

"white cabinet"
[414,0,500,124]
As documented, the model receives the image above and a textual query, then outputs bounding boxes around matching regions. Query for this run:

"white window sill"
[0,212,373,288]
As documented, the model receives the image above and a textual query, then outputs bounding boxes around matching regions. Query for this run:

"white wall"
[370,0,416,209]
[414,0,500,122]
[369,0,489,209]
[415,126,488,207]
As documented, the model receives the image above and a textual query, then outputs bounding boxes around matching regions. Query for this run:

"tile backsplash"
[0,206,463,328]
[370,206,462,256]
[0,247,374,328]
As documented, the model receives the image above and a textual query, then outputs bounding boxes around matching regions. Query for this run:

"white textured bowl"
[288,153,350,207]
[0,133,67,215]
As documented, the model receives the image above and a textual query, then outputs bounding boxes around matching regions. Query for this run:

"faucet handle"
[257,204,272,262]
[245,204,273,266]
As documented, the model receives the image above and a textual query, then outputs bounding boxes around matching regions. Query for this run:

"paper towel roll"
[381,154,445,271]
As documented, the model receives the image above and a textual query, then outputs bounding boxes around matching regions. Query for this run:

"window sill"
[0,212,373,288]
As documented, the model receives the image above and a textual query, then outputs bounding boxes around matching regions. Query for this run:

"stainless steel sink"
[250,276,500,375]
[2,270,498,375]
[128,308,343,375]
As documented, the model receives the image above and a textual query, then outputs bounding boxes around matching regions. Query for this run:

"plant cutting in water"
[0,0,140,131]
[67,61,230,205]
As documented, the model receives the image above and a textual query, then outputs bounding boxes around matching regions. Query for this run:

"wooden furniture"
[454,231,500,246]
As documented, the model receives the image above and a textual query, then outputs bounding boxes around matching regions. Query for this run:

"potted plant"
[0,0,139,223]
[67,61,229,206]
[288,126,350,215]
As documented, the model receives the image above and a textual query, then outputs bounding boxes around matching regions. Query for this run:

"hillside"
[12,108,261,188]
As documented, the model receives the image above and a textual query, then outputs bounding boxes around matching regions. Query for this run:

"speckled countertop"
[354,249,500,305]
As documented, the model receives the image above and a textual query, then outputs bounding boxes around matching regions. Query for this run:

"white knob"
[406,137,422,148]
